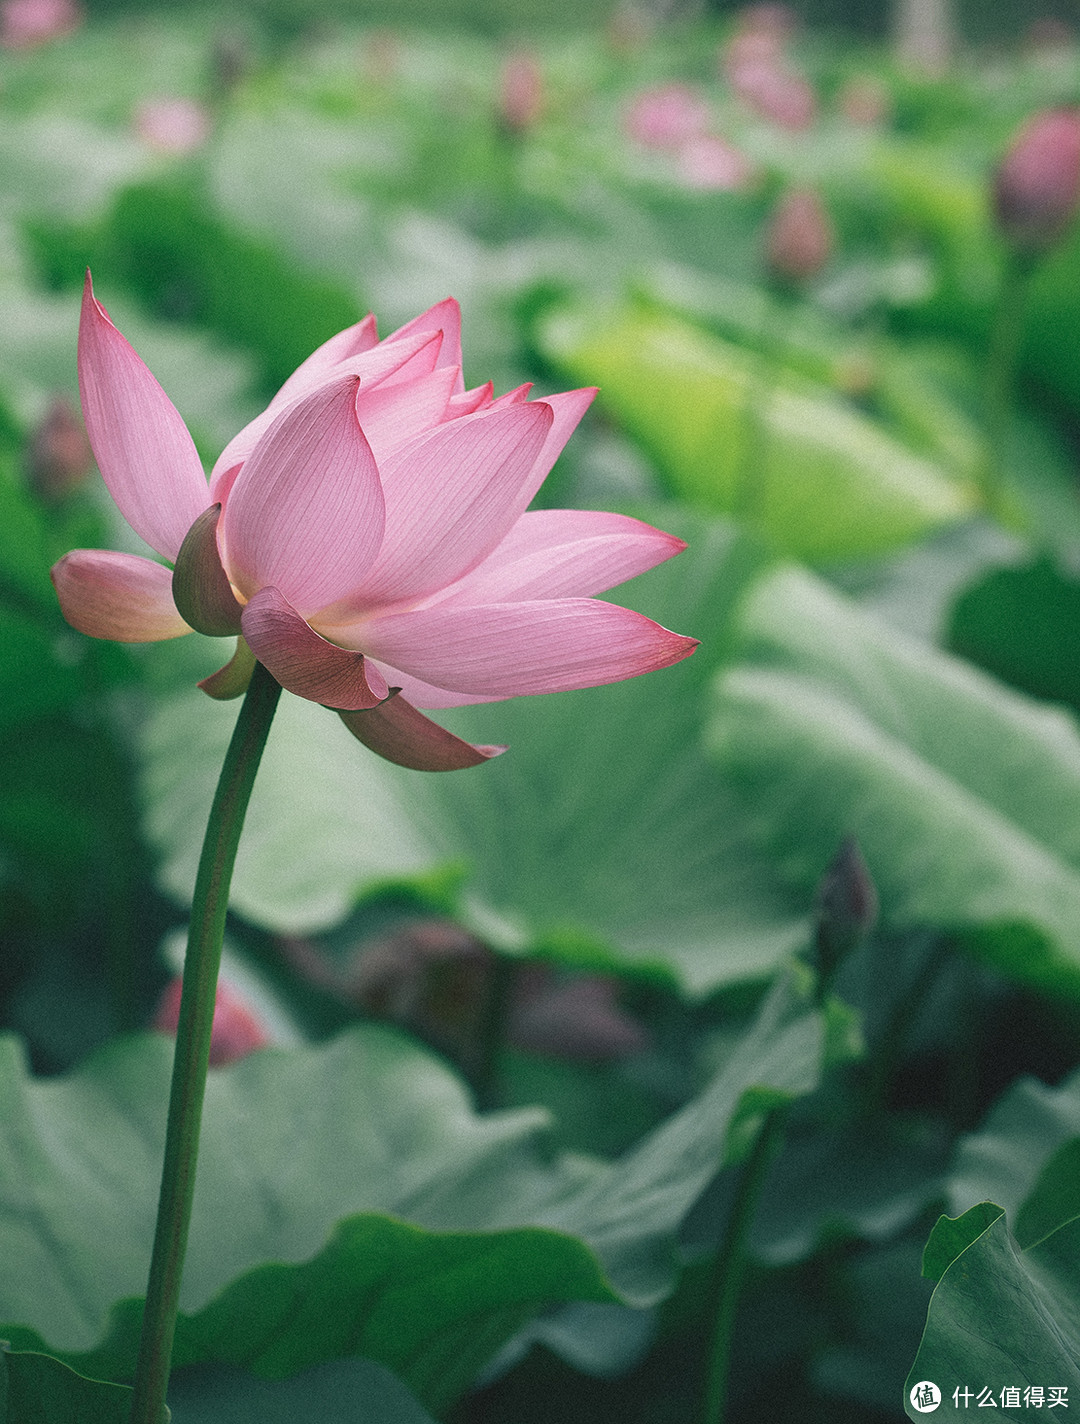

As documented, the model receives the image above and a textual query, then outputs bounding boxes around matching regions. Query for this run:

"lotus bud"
[508,966,648,1061]
[812,836,878,991]
[764,186,833,286]
[993,108,1080,255]
[499,51,544,134]
[26,394,92,503]
[153,976,270,1066]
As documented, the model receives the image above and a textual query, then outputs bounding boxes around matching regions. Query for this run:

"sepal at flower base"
[172,505,243,637]
[337,692,507,772]
[199,637,257,700]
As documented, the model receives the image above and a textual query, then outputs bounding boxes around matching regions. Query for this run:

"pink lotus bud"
[499,52,544,133]
[993,108,1080,254]
[26,394,92,503]
[1025,18,1075,54]
[0,0,79,48]
[735,3,799,42]
[764,187,833,284]
[625,83,711,150]
[135,98,212,155]
[675,134,756,192]
[153,976,270,1066]
[813,836,878,988]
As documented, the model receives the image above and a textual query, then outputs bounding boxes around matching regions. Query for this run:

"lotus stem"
[128,658,282,1424]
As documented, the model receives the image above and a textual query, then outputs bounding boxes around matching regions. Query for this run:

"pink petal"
[446,382,494,417]
[354,364,458,463]
[242,586,389,709]
[366,662,505,709]
[331,402,553,612]
[383,297,464,391]
[489,382,533,407]
[363,666,498,712]
[52,549,191,641]
[337,693,506,771]
[518,387,597,508]
[425,510,687,607]
[208,329,442,499]
[358,598,698,697]
[221,375,385,615]
[267,313,378,410]
[78,273,209,560]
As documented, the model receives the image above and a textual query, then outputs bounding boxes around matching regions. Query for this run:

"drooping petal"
[242,586,389,709]
[52,549,191,642]
[354,365,458,463]
[208,329,442,500]
[382,297,463,391]
[330,401,553,613]
[221,375,385,616]
[78,273,209,559]
[172,505,243,637]
[424,510,688,607]
[358,598,699,697]
[337,693,506,771]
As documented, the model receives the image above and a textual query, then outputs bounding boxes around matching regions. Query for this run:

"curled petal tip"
[241,586,388,709]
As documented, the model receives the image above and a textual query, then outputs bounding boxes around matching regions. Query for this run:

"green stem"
[981,252,1033,520]
[128,660,281,1424]
[702,1107,787,1424]
[732,290,790,528]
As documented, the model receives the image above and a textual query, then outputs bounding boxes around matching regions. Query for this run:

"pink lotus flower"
[993,108,1080,255]
[53,275,696,770]
[135,97,212,156]
[154,976,269,1066]
[0,0,79,48]
[625,83,711,150]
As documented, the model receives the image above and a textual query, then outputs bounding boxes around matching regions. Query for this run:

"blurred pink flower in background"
[53,276,696,770]
[625,82,711,149]
[993,107,1080,254]
[764,186,834,283]
[721,4,817,131]
[0,0,79,48]
[135,98,212,155]
[154,976,270,1066]
[26,393,92,503]
[675,133,755,191]
[499,50,544,132]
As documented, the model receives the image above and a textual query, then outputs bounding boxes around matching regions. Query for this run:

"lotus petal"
[52,549,190,641]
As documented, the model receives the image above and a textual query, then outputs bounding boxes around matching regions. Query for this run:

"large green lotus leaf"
[0,966,824,1409]
[905,1205,1080,1421]
[0,1351,141,1424]
[143,517,806,996]
[947,1068,1080,1224]
[536,302,972,562]
[167,1360,434,1424]
[709,564,1080,1001]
